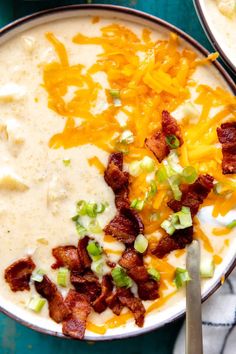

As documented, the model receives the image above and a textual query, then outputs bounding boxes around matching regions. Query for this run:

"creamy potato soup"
[203,0,236,67]
[0,14,235,339]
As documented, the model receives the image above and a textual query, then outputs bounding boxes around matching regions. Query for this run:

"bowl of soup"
[194,0,236,73]
[0,4,235,341]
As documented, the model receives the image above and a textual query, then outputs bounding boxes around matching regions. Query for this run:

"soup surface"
[203,0,236,67]
[0,14,235,338]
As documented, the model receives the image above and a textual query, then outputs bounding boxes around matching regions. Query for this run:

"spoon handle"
[186,240,203,354]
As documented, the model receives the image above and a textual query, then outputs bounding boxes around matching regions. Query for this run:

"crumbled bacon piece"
[145,110,183,162]
[93,274,113,313]
[35,275,70,323]
[78,236,92,269]
[145,131,168,163]
[167,174,214,216]
[115,188,130,209]
[51,246,81,271]
[106,288,145,326]
[128,265,149,282]
[106,291,124,315]
[118,248,143,270]
[154,174,213,258]
[217,122,236,174]
[118,249,159,300]
[162,110,183,144]
[104,152,129,193]
[104,152,130,210]
[117,288,145,327]
[70,270,101,302]
[104,207,144,244]
[128,266,159,300]
[103,152,144,242]
[5,257,35,292]
[138,280,160,301]
[106,260,116,268]
[152,227,193,258]
[62,290,91,339]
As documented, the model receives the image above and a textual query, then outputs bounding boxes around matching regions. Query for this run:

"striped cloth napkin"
[174,268,236,354]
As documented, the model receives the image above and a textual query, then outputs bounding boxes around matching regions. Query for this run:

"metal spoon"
[186,240,203,354]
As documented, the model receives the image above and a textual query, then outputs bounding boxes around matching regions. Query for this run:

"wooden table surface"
[0,1,233,353]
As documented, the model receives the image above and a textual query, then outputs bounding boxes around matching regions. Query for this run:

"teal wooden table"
[0,1,230,353]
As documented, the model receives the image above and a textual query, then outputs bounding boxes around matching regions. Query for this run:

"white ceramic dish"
[194,0,236,73]
[0,4,235,341]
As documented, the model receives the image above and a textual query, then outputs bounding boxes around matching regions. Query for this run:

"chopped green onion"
[140,156,155,172]
[166,151,183,174]
[63,159,71,167]
[76,200,87,216]
[226,220,236,229]
[71,214,79,222]
[97,202,109,214]
[129,157,155,176]
[146,180,157,198]
[213,182,222,195]
[76,200,107,218]
[91,258,104,275]
[87,241,102,261]
[175,206,192,229]
[109,88,121,106]
[168,175,182,201]
[120,130,134,144]
[109,89,120,99]
[161,207,192,235]
[161,219,176,235]
[114,98,122,107]
[181,166,197,184]
[213,182,232,196]
[156,165,168,183]
[31,269,45,283]
[174,268,191,289]
[134,234,148,253]
[150,212,160,221]
[114,141,130,154]
[200,257,215,278]
[57,267,69,287]
[88,219,102,234]
[28,295,46,313]
[111,266,133,288]
[129,160,142,177]
[148,268,161,281]
[86,203,98,218]
[75,221,87,237]
[131,181,156,211]
[166,135,180,149]
[130,198,145,211]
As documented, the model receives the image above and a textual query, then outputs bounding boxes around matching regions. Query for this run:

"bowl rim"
[193,0,236,74]
[0,3,235,342]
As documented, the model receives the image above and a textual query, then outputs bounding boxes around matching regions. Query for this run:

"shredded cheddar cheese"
[88,156,105,174]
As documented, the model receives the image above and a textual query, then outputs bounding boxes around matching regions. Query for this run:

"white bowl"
[0,4,235,341]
